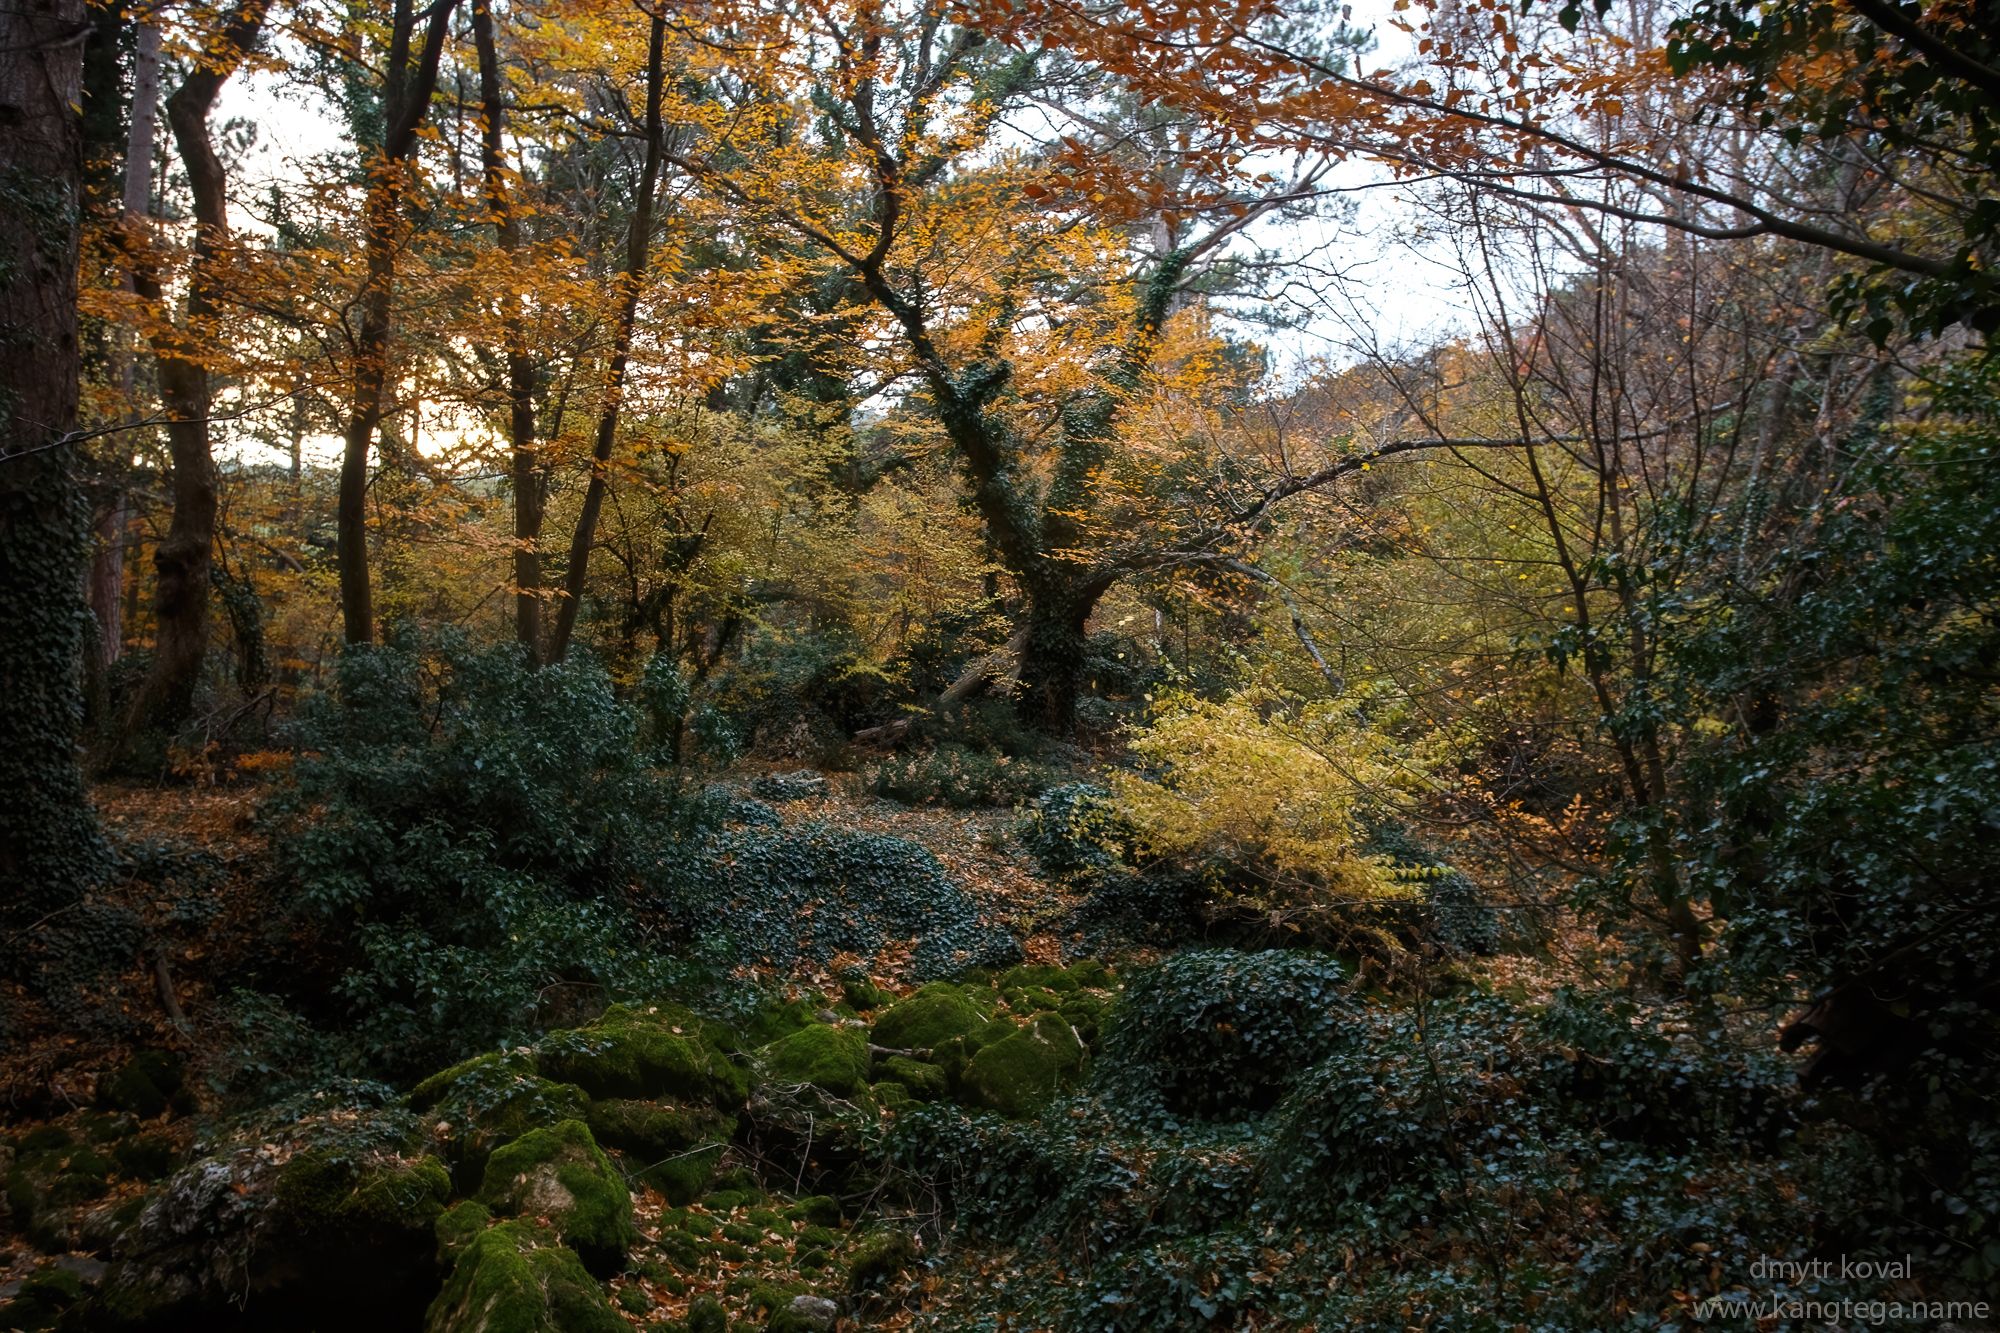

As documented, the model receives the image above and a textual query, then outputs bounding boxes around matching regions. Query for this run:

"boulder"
[425,1219,623,1333]
[476,1120,633,1274]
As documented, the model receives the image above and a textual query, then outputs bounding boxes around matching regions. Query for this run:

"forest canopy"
[0,0,1996,1328]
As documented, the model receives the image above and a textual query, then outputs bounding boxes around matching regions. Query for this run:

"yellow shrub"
[1110,685,1444,904]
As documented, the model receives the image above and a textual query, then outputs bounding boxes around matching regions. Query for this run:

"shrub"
[263,631,713,1077]
[1097,949,1352,1123]
[1017,784,1133,883]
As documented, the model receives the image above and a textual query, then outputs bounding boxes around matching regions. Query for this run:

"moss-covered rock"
[845,1229,918,1290]
[97,1050,192,1119]
[636,1142,727,1206]
[869,984,989,1052]
[877,1056,948,1101]
[839,973,891,1012]
[999,964,1080,995]
[585,1098,732,1161]
[435,1199,492,1263]
[757,1025,871,1098]
[786,1195,842,1227]
[425,1219,624,1333]
[767,1292,840,1331]
[686,1294,727,1333]
[537,1006,748,1107]
[273,1149,452,1241]
[959,1015,1086,1118]
[477,1120,634,1274]
[110,1132,178,1181]
[1066,959,1115,988]
[410,1050,593,1181]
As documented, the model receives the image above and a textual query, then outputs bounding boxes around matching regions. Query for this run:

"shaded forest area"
[1,0,1997,1328]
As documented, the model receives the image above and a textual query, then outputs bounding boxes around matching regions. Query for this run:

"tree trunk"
[1014,588,1098,735]
[471,0,542,663]
[120,0,270,745]
[546,13,668,664]
[0,0,110,925]
[336,0,459,645]
[86,16,161,682]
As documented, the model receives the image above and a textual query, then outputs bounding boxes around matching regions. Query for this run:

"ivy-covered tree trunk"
[0,0,110,926]
[1015,588,1099,734]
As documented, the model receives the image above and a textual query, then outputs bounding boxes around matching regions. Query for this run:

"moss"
[869,983,990,1052]
[538,1006,747,1107]
[1000,964,1081,995]
[585,1098,731,1160]
[615,1283,653,1314]
[651,1228,704,1268]
[110,1132,177,1180]
[958,1017,1085,1119]
[637,1142,727,1206]
[1057,992,1111,1044]
[735,997,819,1047]
[436,1199,492,1262]
[15,1125,73,1152]
[410,1050,593,1180]
[845,1229,918,1290]
[97,1050,191,1119]
[786,1195,841,1227]
[877,1056,948,1101]
[0,1267,86,1330]
[273,1149,452,1248]
[477,1120,634,1274]
[426,1219,624,1333]
[687,1295,728,1333]
[757,1025,871,1097]
[1066,959,1114,988]
[721,1221,763,1245]
[839,973,891,1011]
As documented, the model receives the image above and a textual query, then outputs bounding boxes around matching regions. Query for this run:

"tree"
[119,0,273,747]
[0,0,110,930]
[695,0,1394,733]
[337,0,461,644]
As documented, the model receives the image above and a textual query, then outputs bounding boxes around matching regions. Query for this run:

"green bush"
[263,631,714,1077]
[1097,949,1352,1122]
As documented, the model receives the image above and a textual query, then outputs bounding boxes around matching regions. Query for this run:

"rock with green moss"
[839,973,891,1012]
[1066,959,1115,988]
[274,1148,452,1241]
[7,1141,118,1250]
[636,1142,727,1206]
[869,983,990,1052]
[768,1292,839,1331]
[97,1050,192,1119]
[757,1025,871,1098]
[425,1219,623,1333]
[537,1006,748,1107]
[435,1199,492,1263]
[958,1015,1086,1118]
[477,1120,633,1274]
[410,1050,593,1180]
[1000,964,1081,995]
[110,1132,178,1181]
[845,1229,918,1290]
[877,1056,948,1102]
[686,1294,728,1333]
[586,1098,731,1161]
